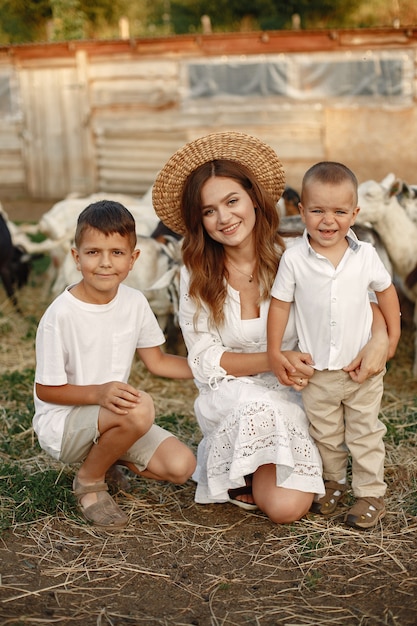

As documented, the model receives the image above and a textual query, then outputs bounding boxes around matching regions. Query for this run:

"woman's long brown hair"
[181,159,285,328]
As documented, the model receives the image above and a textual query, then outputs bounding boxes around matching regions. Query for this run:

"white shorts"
[59,405,174,472]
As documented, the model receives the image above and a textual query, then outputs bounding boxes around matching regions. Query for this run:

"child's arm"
[36,381,141,415]
[375,284,402,359]
[137,346,193,379]
[267,296,298,386]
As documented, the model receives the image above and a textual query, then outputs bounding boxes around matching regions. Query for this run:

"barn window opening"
[185,50,413,105]
[188,59,288,98]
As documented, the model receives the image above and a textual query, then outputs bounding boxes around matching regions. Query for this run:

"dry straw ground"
[0,250,417,626]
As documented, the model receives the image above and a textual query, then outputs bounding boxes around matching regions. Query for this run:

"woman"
[152,132,389,523]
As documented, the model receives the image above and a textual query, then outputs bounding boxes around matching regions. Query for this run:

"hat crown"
[152,131,285,235]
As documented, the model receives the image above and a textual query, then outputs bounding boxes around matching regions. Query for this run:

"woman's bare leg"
[253,463,314,524]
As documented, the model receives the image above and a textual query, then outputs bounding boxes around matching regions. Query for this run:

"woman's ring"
[299,378,303,385]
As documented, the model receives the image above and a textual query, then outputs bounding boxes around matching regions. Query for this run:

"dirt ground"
[1,197,417,625]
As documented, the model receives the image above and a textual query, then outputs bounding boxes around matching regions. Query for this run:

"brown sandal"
[73,477,128,528]
[345,496,386,530]
[310,480,347,515]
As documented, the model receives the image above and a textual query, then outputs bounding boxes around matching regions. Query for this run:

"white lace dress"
[179,266,325,504]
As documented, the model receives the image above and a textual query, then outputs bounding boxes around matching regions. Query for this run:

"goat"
[277,186,301,217]
[357,178,417,376]
[38,190,159,244]
[0,214,31,312]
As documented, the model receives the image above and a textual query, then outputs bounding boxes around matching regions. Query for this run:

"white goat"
[36,190,161,281]
[0,203,63,257]
[357,178,417,376]
[38,189,159,243]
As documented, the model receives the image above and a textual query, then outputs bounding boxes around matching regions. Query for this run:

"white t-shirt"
[270,229,392,370]
[33,283,165,459]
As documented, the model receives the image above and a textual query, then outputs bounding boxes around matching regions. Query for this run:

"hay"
[1,275,417,625]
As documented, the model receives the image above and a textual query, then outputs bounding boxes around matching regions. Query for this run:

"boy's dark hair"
[301,161,358,203]
[74,200,137,249]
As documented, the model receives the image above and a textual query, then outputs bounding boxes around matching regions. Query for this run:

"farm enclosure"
[0,27,417,210]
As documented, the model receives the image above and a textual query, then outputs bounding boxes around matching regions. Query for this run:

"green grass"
[0,368,195,532]
[405,479,417,516]
[382,397,417,445]
[156,411,198,441]
[0,317,416,535]
[0,463,75,530]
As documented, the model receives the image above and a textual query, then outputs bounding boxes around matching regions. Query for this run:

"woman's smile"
[221,221,241,235]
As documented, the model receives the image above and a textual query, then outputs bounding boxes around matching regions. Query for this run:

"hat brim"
[152,131,286,235]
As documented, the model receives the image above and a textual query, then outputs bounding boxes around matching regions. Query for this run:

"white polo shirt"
[270,229,392,371]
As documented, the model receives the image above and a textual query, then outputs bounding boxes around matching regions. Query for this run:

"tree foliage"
[0,0,413,44]
[0,0,52,43]
[147,0,371,34]
[0,0,129,42]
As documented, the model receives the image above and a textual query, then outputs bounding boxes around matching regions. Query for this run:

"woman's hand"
[343,302,390,384]
[280,351,315,390]
[343,332,389,383]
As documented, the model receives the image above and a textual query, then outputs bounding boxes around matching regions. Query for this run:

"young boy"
[33,200,196,529]
[267,162,401,529]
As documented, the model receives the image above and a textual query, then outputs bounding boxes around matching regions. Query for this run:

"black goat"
[0,214,31,312]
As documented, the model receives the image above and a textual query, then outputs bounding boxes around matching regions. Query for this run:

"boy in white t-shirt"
[34,200,196,529]
[267,162,401,529]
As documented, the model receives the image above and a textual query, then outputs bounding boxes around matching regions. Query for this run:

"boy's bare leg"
[75,392,155,509]
[123,436,196,484]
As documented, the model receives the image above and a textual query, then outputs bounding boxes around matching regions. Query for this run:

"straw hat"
[152,131,286,235]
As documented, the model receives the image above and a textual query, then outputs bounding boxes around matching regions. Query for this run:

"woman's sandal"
[73,477,128,528]
[310,480,347,515]
[228,474,258,511]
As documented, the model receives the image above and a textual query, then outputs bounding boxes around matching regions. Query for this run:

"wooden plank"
[0,166,25,184]
[0,132,22,150]
[0,124,24,190]
[75,49,97,193]
[0,152,23,165]
[95,129,189,193]
[91,78,179,107]
[19,62,96,197]
[4,28,417,64]
[89,59,179,79]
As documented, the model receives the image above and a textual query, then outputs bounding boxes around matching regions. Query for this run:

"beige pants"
[301,369,386,498]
